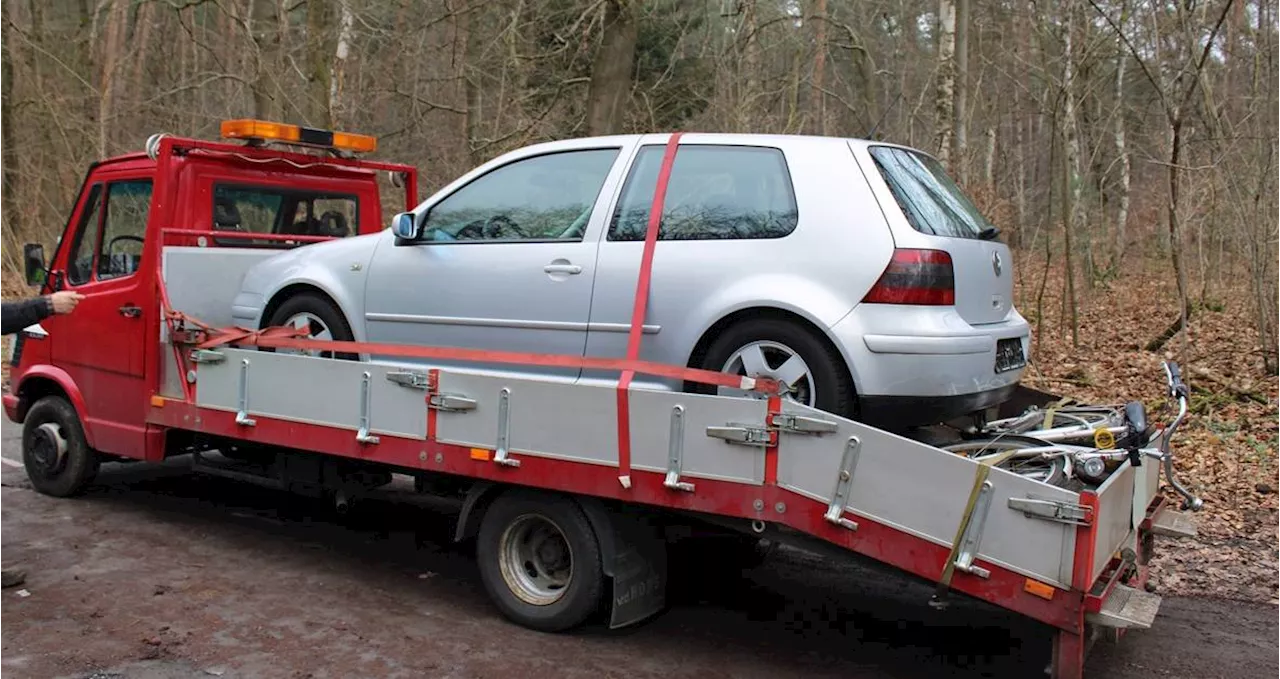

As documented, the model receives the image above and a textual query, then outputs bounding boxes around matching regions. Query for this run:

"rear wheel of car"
[696,318,856,418]
[265,292,358,360]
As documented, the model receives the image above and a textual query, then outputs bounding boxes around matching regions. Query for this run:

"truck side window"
[212,184,358,246]
[66,185,104,286]
[97,180,154,280]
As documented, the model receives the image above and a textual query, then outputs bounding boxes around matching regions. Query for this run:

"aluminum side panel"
[1093,463,1137,583]
[776,402,1077,587]
[433,372,620,466]
[195,350,426,439]
[628,390,768,485]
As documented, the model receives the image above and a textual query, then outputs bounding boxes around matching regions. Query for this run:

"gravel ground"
[2,425,1276,679]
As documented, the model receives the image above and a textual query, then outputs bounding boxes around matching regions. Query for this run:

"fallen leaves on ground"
[1015,260,1278,603]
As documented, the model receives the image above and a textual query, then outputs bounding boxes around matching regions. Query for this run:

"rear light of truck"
[862,248,955,306]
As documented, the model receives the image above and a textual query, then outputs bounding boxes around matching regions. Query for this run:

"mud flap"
[575,497,668,629]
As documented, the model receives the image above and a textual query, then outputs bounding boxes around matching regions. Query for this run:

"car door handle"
[543,264,583,275]
[118,304,142,318]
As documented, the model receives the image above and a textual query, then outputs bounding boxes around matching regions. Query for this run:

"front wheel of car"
[265,292,358,360]
[695,318,856,418]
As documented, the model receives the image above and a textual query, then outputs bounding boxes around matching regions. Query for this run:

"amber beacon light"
[219,118,378,154]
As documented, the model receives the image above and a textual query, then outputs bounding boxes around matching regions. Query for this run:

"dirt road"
[2,426,1275,679]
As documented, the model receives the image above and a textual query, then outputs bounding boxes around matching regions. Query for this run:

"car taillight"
[862,248,955,306]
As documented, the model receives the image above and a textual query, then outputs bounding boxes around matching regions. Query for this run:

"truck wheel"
[476,491,604,632]
[265,292,358,360]
[22,396,99,498]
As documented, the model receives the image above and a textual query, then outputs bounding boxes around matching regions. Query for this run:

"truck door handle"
[118,304,142,318]
[543,264,582,275]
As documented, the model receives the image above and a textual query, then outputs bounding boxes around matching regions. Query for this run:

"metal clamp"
[706,424,774,446]
[772,413,838,435]
[823,437,861,531]
[664,406,694,492]
[493,388,519,467]
[427,393,478,412]
[190,349,225,365]
[1008,497,1092,526]
[953,481,994,579]
[386,370,430,389]
[235,359,255,427]
[356,371,380,444]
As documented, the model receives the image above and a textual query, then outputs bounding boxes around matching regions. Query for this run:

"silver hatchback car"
[230,133,1030,429]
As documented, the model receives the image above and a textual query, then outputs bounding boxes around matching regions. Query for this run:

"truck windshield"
[868,146,995,240]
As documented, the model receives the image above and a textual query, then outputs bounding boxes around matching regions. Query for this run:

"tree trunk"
[1059,4,1081,347]
[330,0,354,129]
[98,0,127,158]
[1,0,18,242]
[806,0,828,135]
[306,0,336,128]
[250,0,281,120]
[952,0,969,180]
[934,0,956,168]
[1112,47,1130,265]
[740,0,761,132]
[585,0,638,136]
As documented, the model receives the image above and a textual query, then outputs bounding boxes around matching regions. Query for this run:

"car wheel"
[697,318,856,417]
[22,396,100,498]
[265,292,358,360]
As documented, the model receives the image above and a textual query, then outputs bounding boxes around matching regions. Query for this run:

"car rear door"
[363,141,635,380]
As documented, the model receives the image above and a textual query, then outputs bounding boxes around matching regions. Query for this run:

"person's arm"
[1,297,53,335]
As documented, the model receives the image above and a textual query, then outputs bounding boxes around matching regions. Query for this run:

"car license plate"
[995,338,1026,373]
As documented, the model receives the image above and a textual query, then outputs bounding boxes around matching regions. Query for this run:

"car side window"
[608,145,799,241]
[96,180,154,280]
[421,148,620,243]
[65,184,104,286]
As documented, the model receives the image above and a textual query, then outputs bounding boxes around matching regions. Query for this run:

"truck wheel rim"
[281,312,334,357]
[30,422,68,475]
[718,341,816,407]
[499,514,573,606]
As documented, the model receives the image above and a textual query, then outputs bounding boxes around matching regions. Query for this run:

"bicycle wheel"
[941,435,1068,486]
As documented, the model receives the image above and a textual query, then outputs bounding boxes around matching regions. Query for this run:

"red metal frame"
[8,129,1167,679]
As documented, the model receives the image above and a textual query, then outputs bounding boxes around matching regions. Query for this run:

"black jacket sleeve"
[1,297,52,335]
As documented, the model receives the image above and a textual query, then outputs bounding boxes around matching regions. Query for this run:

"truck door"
[47,173,154,456]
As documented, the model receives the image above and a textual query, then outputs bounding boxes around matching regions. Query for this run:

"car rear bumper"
[829,305,1030,424]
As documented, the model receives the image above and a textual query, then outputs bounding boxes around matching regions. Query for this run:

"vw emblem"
[991,251,1003,276]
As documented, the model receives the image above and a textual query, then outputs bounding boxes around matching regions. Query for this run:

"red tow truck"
[4,120,1200,678]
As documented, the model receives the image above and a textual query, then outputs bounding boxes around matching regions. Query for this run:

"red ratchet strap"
[616,132,682,489]
[184,322,779,395]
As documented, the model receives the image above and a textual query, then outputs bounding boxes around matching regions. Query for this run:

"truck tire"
[265,292,358,360]
[22,396,99,498]
[476,491,604,632]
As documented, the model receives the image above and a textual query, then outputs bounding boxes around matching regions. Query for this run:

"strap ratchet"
[929,447,1022,609]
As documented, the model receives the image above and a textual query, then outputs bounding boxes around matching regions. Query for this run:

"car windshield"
[868,146,995,239]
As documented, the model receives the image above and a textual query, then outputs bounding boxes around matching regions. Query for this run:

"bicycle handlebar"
[1159,361,1202,511]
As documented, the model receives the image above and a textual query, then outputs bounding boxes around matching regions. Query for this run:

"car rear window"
[868,146,995,239]
[608,145,798,241]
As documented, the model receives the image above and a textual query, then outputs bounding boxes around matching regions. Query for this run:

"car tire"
[265,292,358,361]
[475,491,605,632]
[696,318,857,418]
[22,396,100,498]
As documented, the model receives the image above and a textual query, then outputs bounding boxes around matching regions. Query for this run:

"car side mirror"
[23,243,46,286]
[392,212,418,240]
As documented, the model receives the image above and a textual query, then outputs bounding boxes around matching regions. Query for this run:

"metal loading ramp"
[188,346,1151,604]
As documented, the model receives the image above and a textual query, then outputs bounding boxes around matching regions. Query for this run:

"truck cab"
[6,120,419,462]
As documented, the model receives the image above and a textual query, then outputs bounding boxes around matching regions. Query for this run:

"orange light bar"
[220,119,377,154]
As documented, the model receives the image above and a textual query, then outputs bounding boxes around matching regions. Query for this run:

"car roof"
[512,132,925,157]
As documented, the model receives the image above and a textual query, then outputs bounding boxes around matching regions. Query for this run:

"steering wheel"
[103,234,144,275]
[455,219,487,240]
[483,214,527,240]
[107,235,144,251]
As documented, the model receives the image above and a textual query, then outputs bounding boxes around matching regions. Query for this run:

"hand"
[49,291,85,315]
